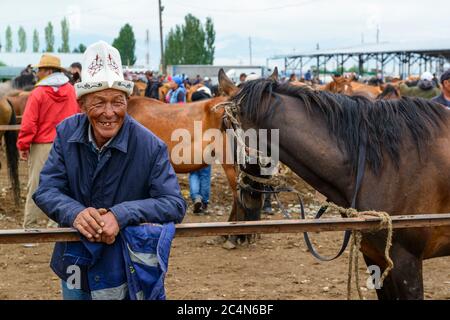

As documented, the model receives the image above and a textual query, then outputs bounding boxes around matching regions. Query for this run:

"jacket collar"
[68,114,130,153]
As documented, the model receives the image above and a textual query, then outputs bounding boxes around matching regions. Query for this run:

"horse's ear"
[270,67,279,81]
[218,68,238,97]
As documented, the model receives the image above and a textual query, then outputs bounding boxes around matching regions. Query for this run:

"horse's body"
[127,97,242,222]
[1,90,30,118]
[219,71,450,299]
[0,87,20,205]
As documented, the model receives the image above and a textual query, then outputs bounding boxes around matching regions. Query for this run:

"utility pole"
[376,25,380,44]
[249,37,253,66]
[158,0,165,73]
[146,29,150,68]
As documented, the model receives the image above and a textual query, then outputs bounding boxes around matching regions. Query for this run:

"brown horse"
[1,90,30,119]
[377,84,401,100]
[218,69,450,300]
[322,75,382,99]
[127,96,246,227]
[186,83,204,102]
[132,80,147,96]
[0,88,20,205]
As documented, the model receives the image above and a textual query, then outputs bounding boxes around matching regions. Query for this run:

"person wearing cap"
[399,71,441,99]
[203,76,212,89]
[431,69,450,108]
[17,53,80,229]
[167,75,186,104]
[189,87,213,214]
[32,41,186,299]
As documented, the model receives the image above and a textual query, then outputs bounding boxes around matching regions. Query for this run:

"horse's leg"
[221,163,238,221]
[363,244,424,300]
[362,254,390,300]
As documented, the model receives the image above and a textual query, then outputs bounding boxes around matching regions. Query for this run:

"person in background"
[288,73,298,82]
[70,62,82,84]
[17,53,80,229]
[193,74,202,85]
[432,73,440,89]
[431,69,450,108]
[304,69,312,82]
[399,71,441,99]
[167,76,186,104]
[203,77,212,89]
[144,71,155,98]
[239,73,247,86]
[189,86,213,215]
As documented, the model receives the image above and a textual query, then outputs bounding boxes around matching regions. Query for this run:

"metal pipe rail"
[0,125,21,131]
[1,213,450,244]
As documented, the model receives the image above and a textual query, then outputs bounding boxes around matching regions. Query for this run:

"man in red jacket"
[17,54,80,228]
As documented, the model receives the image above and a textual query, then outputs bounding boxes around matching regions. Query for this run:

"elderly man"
[17,53,79,229]
[33,41,186,300]
[432,69,450,108]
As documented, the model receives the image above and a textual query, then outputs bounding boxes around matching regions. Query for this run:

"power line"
[170,0,325,14]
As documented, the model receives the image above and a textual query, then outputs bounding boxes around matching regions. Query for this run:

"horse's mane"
[231,78,448,175]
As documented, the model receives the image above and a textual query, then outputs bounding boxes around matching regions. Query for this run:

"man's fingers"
[83,214,102,235]
[79,220,98,239]
[88,208,105,228]
[76,224,94,241]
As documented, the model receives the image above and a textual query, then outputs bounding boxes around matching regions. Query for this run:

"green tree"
[112,24,136,66]
[32,29,39,53]
[181,14,205,64]
[18,26,27,52]
[5,26,13,52]
[164,14,215,66]
[73,43,87,53]
[164,26,183,65]
[204,17,215,65]
[45,22,55,52]
[0,61,5,67]
[60,17,70,53]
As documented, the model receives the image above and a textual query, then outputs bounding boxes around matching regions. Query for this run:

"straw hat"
[33,53,66,71]
[75,41,134,98]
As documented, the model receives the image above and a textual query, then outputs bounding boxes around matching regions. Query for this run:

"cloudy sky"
[1,0,449,69]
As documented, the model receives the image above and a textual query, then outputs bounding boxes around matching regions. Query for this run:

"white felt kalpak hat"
[75,41,134,98]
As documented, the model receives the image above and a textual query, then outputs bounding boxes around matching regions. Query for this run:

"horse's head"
[217,68,280,221]
[330,75,353,95]
[377,84,401,100]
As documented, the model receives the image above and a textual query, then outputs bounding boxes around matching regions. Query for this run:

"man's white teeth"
[100,122,112,127]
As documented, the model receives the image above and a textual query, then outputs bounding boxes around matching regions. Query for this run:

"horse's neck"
[264,96,354,207]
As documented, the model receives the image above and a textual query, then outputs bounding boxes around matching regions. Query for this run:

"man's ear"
[78,97,87,113]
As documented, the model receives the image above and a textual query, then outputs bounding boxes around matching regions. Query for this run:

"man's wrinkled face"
[80,89,127,147]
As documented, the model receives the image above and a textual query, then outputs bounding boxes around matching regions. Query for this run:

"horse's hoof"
[222,240,237,250]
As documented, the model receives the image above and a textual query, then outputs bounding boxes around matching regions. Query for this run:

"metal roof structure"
[270,41,450,79]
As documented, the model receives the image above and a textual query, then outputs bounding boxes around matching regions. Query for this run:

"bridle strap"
[301,139,367,261]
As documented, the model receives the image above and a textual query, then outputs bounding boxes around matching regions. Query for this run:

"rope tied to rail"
[322,201,394,300]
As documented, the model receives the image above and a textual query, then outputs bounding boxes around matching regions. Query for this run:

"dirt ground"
[0,155,449,300]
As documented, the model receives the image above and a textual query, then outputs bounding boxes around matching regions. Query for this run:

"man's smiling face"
[80,89,127,148]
